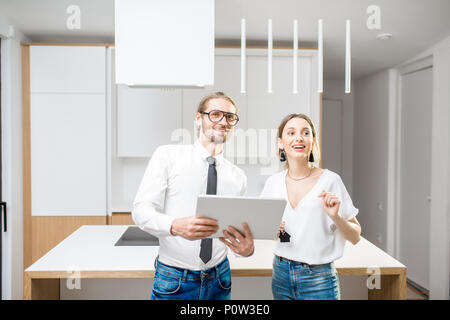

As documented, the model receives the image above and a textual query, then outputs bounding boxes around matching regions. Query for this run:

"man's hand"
[170,216,219,241]
[219,222,254,257]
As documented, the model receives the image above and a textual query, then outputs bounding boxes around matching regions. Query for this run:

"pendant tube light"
[293,19,298,94]
[345,19,351,93]
[241,18,246,93]
[318,19,323,93]
[268,18,273,93]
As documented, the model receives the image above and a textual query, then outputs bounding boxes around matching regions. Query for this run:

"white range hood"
[114,0,214,88]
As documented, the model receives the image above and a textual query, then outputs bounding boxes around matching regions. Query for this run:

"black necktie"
[199,156,216,264]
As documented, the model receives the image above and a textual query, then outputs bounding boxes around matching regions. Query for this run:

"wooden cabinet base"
[24,273,60,300]
[28,216,107,269]
[368,271,407,300]
[24,270,407,300]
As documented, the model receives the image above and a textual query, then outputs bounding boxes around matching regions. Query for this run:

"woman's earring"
[309,152,315,163]
[280,149,286,162]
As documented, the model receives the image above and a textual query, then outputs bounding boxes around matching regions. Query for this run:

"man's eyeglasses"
[199,110,240,126]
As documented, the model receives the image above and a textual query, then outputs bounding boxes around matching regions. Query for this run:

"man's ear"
[195,112,202,125]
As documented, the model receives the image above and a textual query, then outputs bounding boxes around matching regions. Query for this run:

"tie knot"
[206,156,216,166]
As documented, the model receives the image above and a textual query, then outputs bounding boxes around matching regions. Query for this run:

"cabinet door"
[30,93,107,216]
[247,55,313,130]
[115,0,214,87]
[116,86,182,157]
[247,55,317,162]
[182,54,248,154]
[30,46,106,94]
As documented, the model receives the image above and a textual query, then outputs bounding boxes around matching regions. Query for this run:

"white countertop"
[26,225,405,275]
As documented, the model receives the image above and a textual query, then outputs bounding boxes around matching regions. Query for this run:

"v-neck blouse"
[260,169,359,265]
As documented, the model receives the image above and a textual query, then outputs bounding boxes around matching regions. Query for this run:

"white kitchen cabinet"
[30,46,106,93]
[29,45,107,216]
[247,54,315,131]
[182,53,248,139]
[30,93,107,216]
[114,0,214,87]
[117,49,319,162]
[116,86,182,157]
[245,51,319,164]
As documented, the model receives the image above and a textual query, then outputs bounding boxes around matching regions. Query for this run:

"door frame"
[397,58,433,285]
[389,55,441,295]
[394,56,433,257]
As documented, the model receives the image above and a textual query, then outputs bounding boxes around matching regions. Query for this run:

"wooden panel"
[22,42,114,47]
[31,216,106,265]
[22,45,32,269]
[27,270,155,279]
[24,272,59,300]
[368,270,407,300]
[110,212,135,225]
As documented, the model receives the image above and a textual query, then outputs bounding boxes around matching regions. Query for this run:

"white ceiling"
[1,0,450,79]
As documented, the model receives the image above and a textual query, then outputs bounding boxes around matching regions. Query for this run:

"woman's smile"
[291,144,306,152]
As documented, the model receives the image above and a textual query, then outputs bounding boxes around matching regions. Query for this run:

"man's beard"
[200,121,230,144]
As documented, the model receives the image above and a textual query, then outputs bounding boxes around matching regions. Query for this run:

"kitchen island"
[24,225,406,300]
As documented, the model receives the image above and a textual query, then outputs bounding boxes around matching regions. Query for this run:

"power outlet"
[376,233,383,244]
[377,202,383,212]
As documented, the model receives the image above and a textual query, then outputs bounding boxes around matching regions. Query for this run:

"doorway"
[322,99,343,176]
[398,66,432,292]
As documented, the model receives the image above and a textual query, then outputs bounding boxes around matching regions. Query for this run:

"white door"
[322,99,343,175]
[399,67,432,289]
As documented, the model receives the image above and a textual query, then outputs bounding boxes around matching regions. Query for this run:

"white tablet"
[195,195,287,239]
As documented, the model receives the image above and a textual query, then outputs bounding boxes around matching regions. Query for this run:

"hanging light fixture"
[241,18,246,93]
[293,19,298,94]
[268,18,273,93]
[317,19,323,93]
[345,20,351,93]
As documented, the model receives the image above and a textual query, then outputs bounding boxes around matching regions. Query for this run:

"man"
[133,92,254,300]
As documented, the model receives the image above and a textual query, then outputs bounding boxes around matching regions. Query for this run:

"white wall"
[1,19,30,299]
[353,35,450,299]
[391,36,450,300]
[353,70,392,251]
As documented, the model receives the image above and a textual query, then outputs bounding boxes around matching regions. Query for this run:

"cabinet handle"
[0,202,6,232]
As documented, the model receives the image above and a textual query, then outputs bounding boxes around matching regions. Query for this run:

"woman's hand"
[318,190,341,220]
[276,221,286,238]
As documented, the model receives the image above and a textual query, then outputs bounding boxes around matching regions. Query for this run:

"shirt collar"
[194,140,225,166]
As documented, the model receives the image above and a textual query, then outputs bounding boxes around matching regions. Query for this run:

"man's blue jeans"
[272,255,341,300]
[151,257,232,300]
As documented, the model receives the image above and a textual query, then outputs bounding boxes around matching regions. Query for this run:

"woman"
[260,113,361,300]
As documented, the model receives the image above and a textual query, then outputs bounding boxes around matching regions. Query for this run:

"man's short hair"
[197,92,238,114]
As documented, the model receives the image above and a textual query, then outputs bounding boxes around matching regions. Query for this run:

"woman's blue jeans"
[151,257,231,300]
[272,255,341,300]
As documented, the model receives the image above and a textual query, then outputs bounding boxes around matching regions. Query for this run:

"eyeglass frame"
[199,110,240,126]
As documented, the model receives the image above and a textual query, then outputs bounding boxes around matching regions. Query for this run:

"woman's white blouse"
[260,169,358,265]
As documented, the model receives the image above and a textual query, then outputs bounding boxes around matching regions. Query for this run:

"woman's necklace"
[287,166,313,181]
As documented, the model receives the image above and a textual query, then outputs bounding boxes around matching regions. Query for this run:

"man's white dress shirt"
[133,141,247,270]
